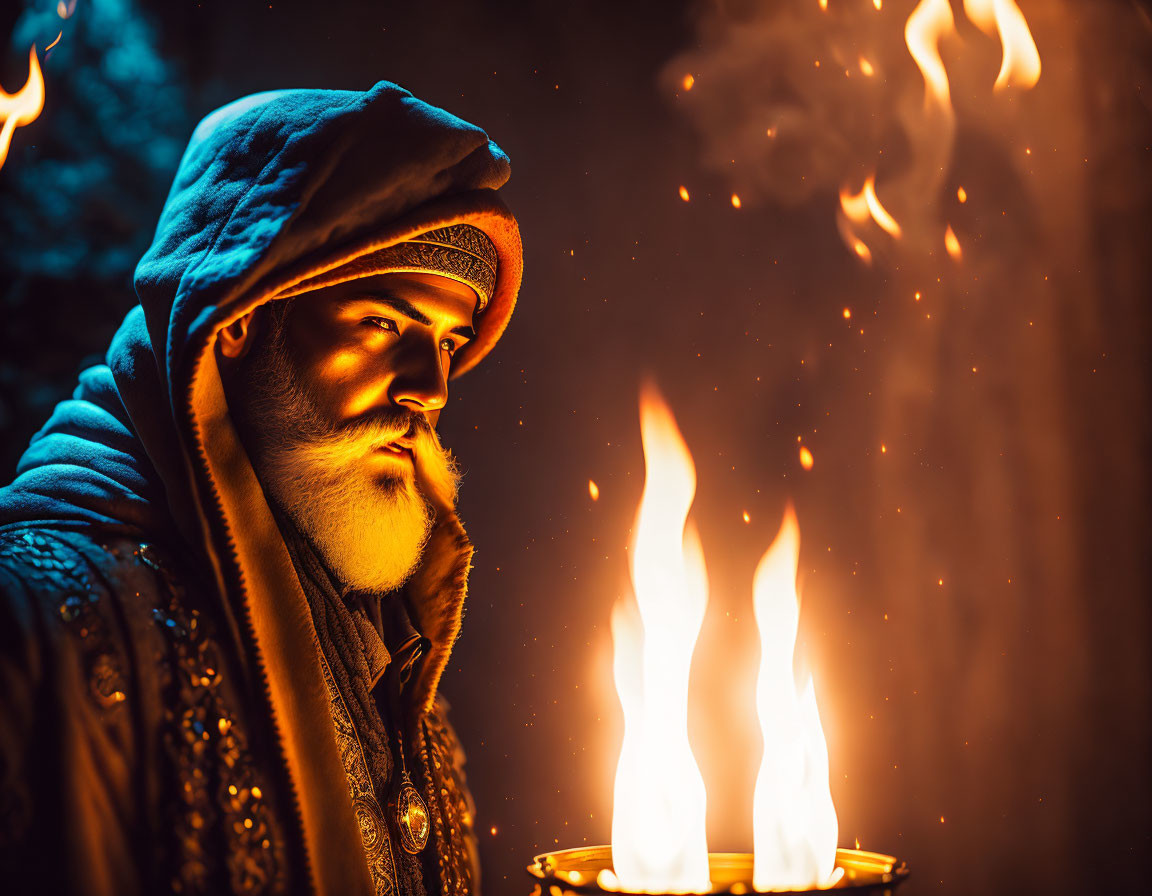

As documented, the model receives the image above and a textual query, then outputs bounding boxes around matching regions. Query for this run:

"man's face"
[232,271,477,593]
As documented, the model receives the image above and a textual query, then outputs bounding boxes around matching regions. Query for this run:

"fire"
[0,46,46,173]
[962,0,1041,90]
[679,185,691,202]
[752,507,840,890]
[610,386,710,893]
[799,446,815,470]
[589,479,601,501]
[838,175,900,263]
[944,224,962,261]
[904,0,957,111]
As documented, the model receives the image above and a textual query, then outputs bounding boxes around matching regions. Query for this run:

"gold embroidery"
[317,653,399,895]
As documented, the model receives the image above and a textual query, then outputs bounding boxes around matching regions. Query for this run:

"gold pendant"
[396,774,430,854]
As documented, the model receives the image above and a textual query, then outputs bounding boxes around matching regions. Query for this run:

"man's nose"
[387,336,449,412]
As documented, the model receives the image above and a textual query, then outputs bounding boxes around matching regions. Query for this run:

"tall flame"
[610,386,711,893]
[904,0,957,111]
[752,507,839,891]
[963,0,1041,90]
[0,46,45,173]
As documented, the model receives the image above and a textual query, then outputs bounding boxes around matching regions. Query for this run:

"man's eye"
[439,337,457,355]
[365,317,398,333]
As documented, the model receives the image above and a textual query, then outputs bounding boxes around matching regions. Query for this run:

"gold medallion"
[396,773,430,854]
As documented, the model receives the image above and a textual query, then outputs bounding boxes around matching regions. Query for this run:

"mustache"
[333,408,434,453]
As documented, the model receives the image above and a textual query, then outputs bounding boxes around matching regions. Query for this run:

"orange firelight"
[752,507,840,889]
[609,386,711,893]
[606,392,840,893]
[0,46,45,173]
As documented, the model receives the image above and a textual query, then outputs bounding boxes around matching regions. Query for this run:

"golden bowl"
[527,845,910,895]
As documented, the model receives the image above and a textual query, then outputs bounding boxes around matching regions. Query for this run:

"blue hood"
[0,80,522,544]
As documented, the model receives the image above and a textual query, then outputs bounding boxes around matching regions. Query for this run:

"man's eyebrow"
[342,294,433,326]
[450,325,477,341]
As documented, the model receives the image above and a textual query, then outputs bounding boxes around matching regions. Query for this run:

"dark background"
[2,1,1149,894]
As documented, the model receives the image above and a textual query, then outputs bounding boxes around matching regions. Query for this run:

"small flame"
[682,74,695,91]
[731,193,742,209]
[799,446,815,471]
[589,479,600,501]
[858,57,875,77]
[45,32,63,53]
[944,224,962,261]
[743,510,751,524]
[679,185,691,202]
[0,46,46,173]
[962,0,1041,90]
[905,0,957,111]
[611,386,711,893]
[957,185,968,203]
[752,507,839,890]
[839,176,902,239]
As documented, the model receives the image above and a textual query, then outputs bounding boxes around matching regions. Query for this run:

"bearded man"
[0,81,521,896]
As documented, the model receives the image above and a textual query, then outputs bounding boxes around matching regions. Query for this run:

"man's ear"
[217,309,259,360]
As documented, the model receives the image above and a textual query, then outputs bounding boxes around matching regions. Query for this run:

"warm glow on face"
[752,507,840,890]
[0,46,45,173]
[610,386,711,893]
[963,0,1041,90]
[905,0,957,111]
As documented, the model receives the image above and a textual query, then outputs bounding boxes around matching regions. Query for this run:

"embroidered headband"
[364,223,498,312]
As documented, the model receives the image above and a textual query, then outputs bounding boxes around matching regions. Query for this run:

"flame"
[679,185,691,202]
[944,224,962,260]
[752,507,840,891]
[799,446,815,470]
[962,0,1040,90]
[0,46,45,173]
[610,386,711,893]
[905,0,957,111]
[839,176,901,239]
[858,57,875,77]
[589,479,601,501]
[682,74,695,91]
[731,193,742,209]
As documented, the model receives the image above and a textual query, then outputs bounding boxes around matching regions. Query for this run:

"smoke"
[663,2,1151,893]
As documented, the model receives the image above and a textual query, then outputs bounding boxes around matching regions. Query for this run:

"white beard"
[262,437,433,593]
